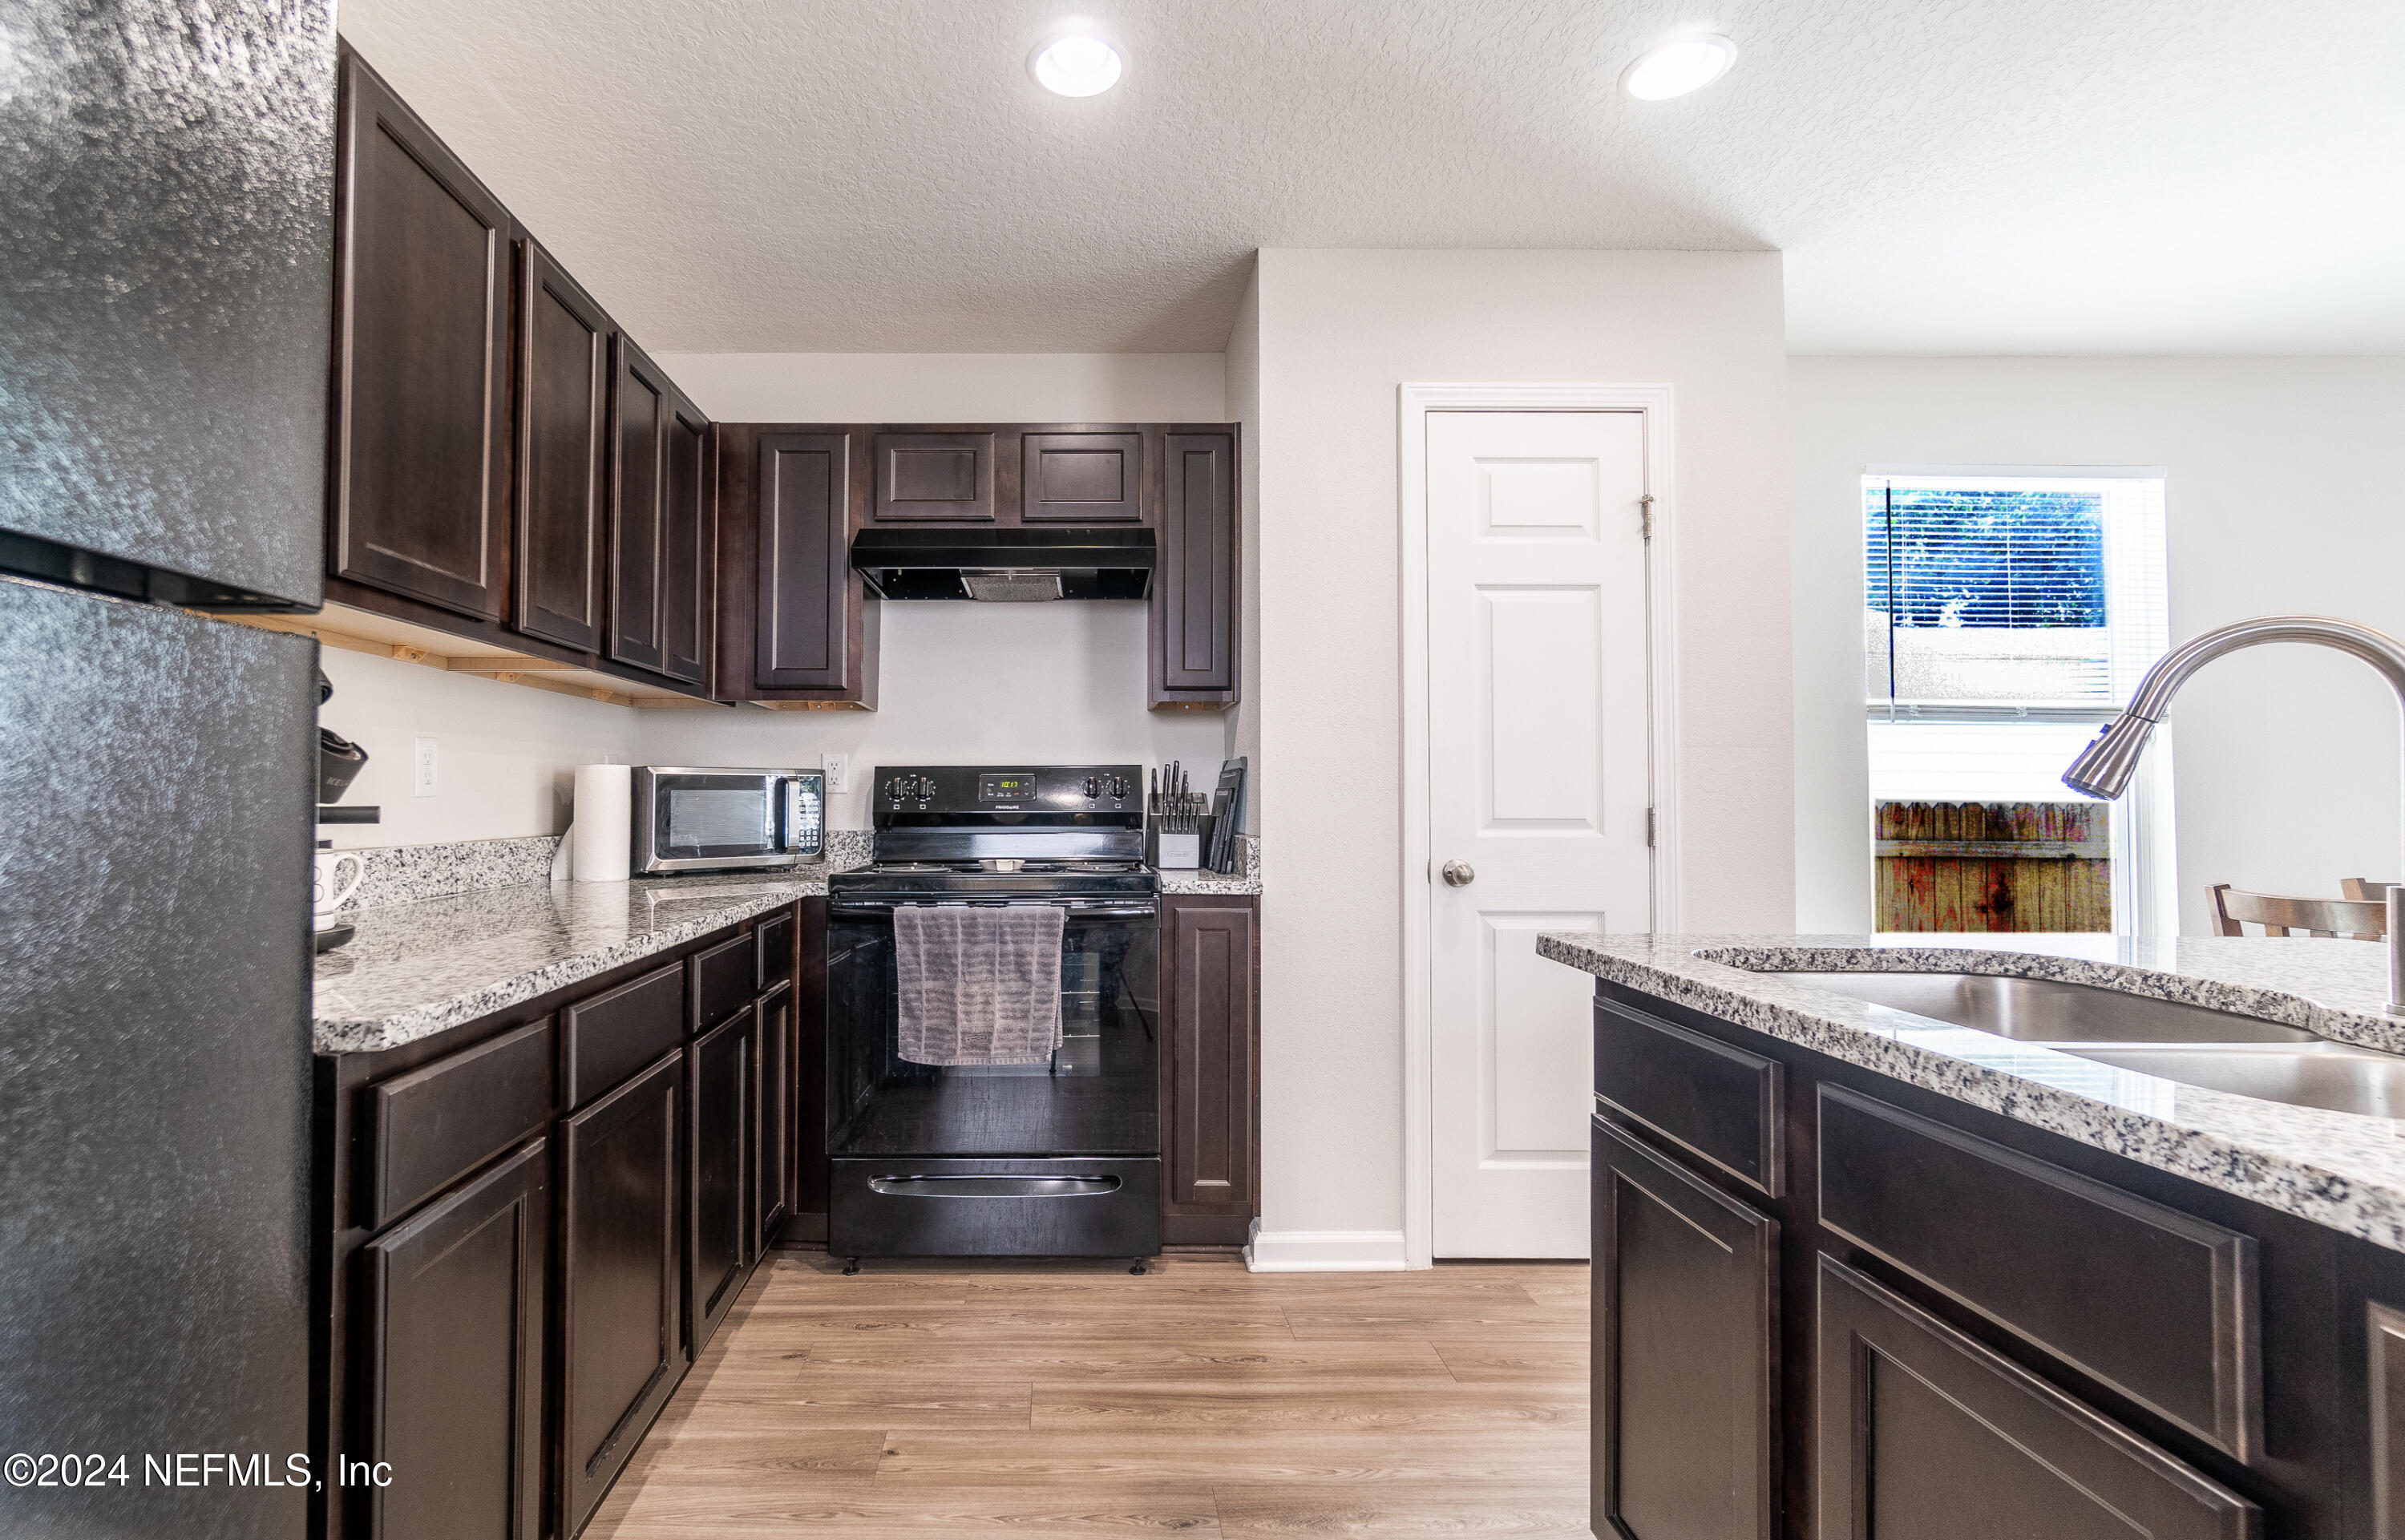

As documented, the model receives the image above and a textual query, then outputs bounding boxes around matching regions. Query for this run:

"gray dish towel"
[893,903,1065,1067]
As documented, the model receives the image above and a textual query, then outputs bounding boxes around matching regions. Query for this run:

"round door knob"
[1441,860,1475,887]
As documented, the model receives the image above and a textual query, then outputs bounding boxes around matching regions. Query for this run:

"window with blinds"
[1861,470,2172,936]
[1865,473,2168,710]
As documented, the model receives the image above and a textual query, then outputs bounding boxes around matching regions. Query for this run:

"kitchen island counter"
[1542,931,2405,1253]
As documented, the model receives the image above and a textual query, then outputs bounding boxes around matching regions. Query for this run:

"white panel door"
[1427,410,1652,1259]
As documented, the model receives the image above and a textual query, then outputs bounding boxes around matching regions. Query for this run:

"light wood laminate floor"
[584,1251,1591,1538]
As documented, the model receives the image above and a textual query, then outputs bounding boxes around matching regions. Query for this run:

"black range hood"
[851,526,1155,601]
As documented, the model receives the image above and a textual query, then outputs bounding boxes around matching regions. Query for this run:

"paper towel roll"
[571,764,632,883]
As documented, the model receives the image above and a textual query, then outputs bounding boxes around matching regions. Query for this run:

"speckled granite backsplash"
[333,828,877,911]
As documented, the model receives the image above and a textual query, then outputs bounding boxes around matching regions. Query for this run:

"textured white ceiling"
[336,0,2405,354]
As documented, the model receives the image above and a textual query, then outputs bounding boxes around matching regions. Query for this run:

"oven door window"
[657,776,774,859]
[827,907,1160,1158]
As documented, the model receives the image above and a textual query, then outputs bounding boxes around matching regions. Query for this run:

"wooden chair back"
[2341,879,2394,903]
[2209,883,2386,940]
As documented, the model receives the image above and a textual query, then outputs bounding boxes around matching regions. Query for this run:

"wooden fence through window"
[1874,801,2111,933]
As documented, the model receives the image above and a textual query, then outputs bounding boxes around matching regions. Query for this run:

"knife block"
[1146,816,1211,871]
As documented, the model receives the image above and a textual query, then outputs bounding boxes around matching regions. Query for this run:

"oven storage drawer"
[830,1156,1162,1259]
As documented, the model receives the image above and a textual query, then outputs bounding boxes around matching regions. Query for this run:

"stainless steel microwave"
[633,766,824,874]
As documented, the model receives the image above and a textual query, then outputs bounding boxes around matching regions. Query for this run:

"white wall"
[1248,249,1793,1256]
[649,353,1223,424]
[323,352,1230,847]
[316,648,639,848]
[1221,273,1263,824]
[1791,356,2405,935]
[635,602,1225,826]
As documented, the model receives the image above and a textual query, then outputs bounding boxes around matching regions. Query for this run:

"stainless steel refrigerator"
[1,1,337,1534]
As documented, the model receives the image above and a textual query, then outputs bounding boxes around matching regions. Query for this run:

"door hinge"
[1646,807,1656,847]
[1638,493,1654,541]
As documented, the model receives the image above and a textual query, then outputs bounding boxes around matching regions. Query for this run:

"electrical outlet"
[412,737,439,798]
[822,752,850,794]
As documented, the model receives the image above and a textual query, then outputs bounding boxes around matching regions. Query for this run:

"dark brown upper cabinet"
[661,388,713,686]
[511,237,610,653]
[606,337,670,673]
[332,50,511,620]
[1022,430,1145,523]
[1151,428,1239,705]
[871,430,996,523]
[723,426,878,705]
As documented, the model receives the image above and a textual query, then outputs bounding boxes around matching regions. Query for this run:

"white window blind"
[1865,474,2168,712]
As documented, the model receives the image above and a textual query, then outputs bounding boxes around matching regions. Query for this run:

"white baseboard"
[1243,1225,1410,1272]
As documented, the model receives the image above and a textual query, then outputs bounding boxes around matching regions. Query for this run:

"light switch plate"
[412,737,438,798]
[823,752,849,794]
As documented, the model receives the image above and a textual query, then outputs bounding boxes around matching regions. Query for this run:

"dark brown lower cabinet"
[688,1004,758,1352]
[1817,1255,2255,1539]
[358,1139,548,1540]
[1592,1117,1776,1540]
[757,981,794,1241]
[559,1050,687,1535]
[1160,895,1259,1246]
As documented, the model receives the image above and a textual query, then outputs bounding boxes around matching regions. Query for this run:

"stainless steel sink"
[1764,972,2317,1044]
[2062,1043,2405,1120]
[1764,968,2405,1118]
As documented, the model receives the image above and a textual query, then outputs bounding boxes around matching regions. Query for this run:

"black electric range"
[824,766,1162,1270]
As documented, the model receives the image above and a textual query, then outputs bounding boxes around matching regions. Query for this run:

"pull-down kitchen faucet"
[2062,615,2405,1015]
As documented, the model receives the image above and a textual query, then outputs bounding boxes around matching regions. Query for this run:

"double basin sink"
[1761,968,2405,1119]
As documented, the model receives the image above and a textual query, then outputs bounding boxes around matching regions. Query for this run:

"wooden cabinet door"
[1592,1118,1776,1540]
[333,51,511,620]
[559,1050,686,1536]
[359,1138,547,1540]
[1161,896,1257,1232]
[689,1004,758,1353]
[754,430,863,693]
[1817,1253,2256,1540]
[1022,430,1145,523]
[606,337,669,672]
[758,983,794,1241]
[659,388,713,685]
[1151,429,1239,701]
[870,430,996,523]
[512,238,609,652]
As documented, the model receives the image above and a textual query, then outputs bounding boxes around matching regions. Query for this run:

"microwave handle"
[774,775,820,854]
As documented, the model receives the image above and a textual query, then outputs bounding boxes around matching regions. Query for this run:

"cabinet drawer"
[364,1017,553,1228]
[563,962,684,1110]
[1817,1085,2260,1459]
[756,909,794,991]
[1594,997,1783,1198]
[691,932,754,1032]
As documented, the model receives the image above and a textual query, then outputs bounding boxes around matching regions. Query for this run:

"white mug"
[313,850,366,924]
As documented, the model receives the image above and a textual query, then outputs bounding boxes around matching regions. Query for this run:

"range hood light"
[963,569,1066,602]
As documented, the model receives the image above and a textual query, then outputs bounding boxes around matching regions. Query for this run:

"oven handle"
[867,1174,1123,1198]
[829,900,1158,919]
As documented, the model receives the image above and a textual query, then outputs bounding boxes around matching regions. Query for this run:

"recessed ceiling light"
[1029,28,1124,98]
[1620,34,1738,100]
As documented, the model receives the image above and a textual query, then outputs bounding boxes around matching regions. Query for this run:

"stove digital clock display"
[976,773,1036,802]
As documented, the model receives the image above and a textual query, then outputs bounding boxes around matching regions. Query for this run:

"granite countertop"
[314,871,832,1055]
[1539,932,2405,1255]
[1157,835,1264,895]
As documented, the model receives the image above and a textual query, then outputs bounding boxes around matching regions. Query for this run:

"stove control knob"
[1082,775,1100,798]
[1109,774,1129,798]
